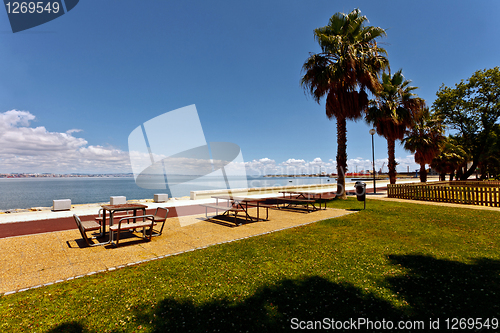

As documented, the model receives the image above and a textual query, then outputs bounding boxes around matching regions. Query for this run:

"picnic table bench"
[273,191,337,212]
[201,196,270,225]
[274,192,318,212]
[201,203,246,214]
[109,215,156,246]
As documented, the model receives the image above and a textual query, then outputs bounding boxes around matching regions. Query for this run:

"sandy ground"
[0,206,354,295]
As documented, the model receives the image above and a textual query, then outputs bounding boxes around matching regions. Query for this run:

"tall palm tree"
[366,69,422,184]
[301,9,388,198]
[403,106,445,182]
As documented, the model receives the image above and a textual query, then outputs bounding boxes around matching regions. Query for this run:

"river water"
[0,176,342,210]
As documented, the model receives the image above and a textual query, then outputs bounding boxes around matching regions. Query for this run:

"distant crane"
[378,162,385,175]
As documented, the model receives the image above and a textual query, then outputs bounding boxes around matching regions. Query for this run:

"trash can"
[355,182,366,202]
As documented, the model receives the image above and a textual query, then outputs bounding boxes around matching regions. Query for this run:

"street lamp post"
[369,129,376,194]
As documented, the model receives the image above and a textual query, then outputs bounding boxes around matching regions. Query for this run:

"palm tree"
[366,69,422,184]
[430,136,467,181]
[301,9,388,198]
[403,106,444,182]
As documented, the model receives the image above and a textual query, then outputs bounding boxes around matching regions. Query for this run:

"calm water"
[0,176,340,210]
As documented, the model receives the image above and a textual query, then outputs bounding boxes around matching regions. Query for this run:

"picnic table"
[99,203,148,235]
[274,191,336,212]
[201,195,271,225]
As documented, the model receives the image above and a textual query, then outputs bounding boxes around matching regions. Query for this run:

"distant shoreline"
[0,174,134,179]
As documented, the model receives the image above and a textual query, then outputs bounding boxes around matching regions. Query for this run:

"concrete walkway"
[0,206,354,295]
[4,176,467,296]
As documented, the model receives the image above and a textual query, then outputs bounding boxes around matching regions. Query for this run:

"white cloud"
[0,110,35,128]
[0,110,131,173]
[347,155,419,174]
[245,155,420,176]
[244,158,278,176]
[66,129,83,135]
[246,157,336,176]
[0,110,422,175]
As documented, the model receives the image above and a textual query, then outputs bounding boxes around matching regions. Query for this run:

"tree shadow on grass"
[385,255,500,320]
[46,321,90,333]
[45,255,500,332]
[134,276,400,333]
[132,255,500,332]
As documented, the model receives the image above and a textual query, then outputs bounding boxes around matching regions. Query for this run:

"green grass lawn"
[1,198,499,332]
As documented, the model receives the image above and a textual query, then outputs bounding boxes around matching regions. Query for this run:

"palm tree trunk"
[387,138,397,184]
[460,159,478,180]
[419,163,427,182]
[336,117,347,199]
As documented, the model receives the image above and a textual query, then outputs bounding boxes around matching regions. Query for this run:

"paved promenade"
[1,176,458,296]
[0,202,354,295]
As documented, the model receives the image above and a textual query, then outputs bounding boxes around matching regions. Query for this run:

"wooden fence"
[387,181,500,207]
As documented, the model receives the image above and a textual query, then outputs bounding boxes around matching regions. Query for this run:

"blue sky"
[0,0,499,175]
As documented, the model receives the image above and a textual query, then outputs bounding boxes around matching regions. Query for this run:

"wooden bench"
[276,191,337,210]
[94,208,134,226]
[274,197,318,212]
[73,214,110,247]
[240,202,274,220]
[95,212,133,225]
[313,192,336,209]
[200,203,248,225]
[149,207,169,237]
[201,204,245,216]
[318,192,336,200]
[109,215,156,246]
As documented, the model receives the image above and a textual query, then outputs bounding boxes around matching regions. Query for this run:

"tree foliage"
[301,8,388,197]
[430,136,467,181]
[403,106,445,182]
[366,69,422,184]
[477,124,500,179]
[433,67,500,180]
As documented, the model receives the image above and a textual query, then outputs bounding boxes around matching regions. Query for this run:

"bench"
[73,214,109,247]
[313,192,336,209]
[200,203,247,225]
[274,197,318,212]
[276,191,337,211]
[109,215,156,246]
[94,209,133,226]
[201,204,245,215]
[318,193,336,200]
[150,207,170,237]
[241,202,274,220]
[275,197,316,203]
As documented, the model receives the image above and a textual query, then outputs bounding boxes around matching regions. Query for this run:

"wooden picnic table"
[201,196,271,225]
[99,203,148,236]
[293,191,337,209]
[275,191,336,212]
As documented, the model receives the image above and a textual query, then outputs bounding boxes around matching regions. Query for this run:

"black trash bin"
[355,182,366,202]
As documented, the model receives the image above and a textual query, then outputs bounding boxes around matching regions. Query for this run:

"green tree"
[477,124,500,179]
[366,69,422,184]
[430,136,467,181]
[433,67,500,180]
[301,9,388,198]
[403,106,445,182]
